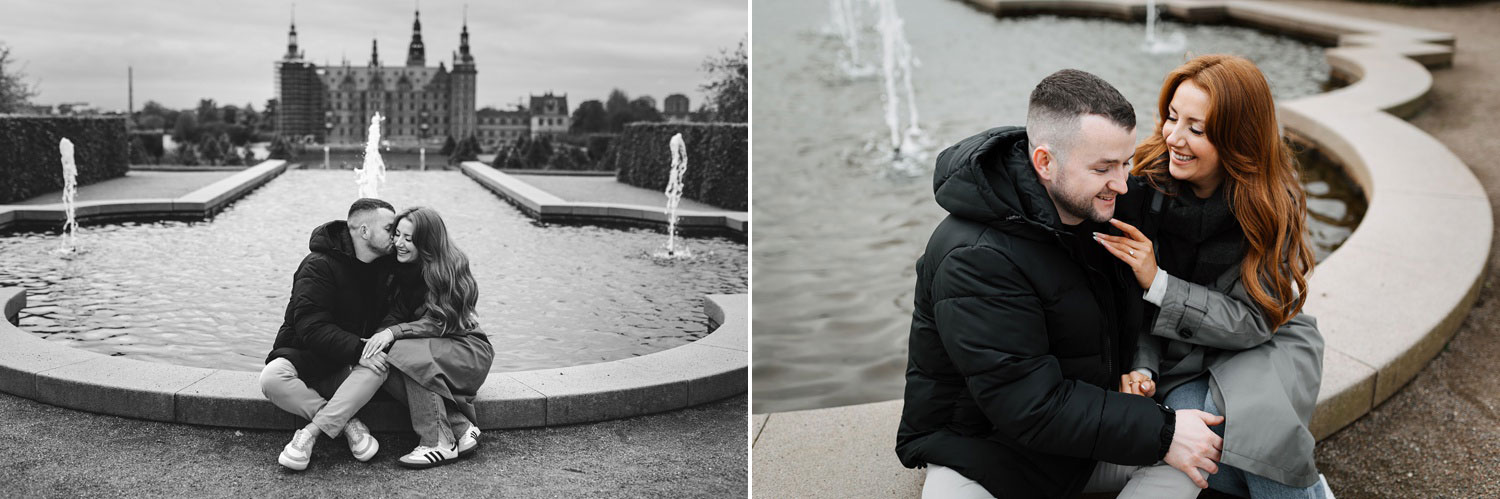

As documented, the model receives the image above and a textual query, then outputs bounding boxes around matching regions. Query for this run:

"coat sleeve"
[1133,331,1164,377]
[933,245,1167,465]
[1150,268,1274,351]
[377,285,447,339]
[290,257,363,364]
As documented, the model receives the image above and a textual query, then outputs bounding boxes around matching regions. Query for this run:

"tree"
[700,37,747,122]
[129,136,154,165]
[629,96,664,123]
[570,100,608,134]
[0,43,38,113]
[439,135,457,155]
[449,135,481,164]
[268,136,296,160]
[173,113,199,143]
[196,99,219,124]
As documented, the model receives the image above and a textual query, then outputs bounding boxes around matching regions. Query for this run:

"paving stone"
[621,343,746,406]
[34,356,213,422]
[0,321,98,400]
[753,401,924,499]
[510,361,688,426]
[174,369,299,429]
[471,374,549,429]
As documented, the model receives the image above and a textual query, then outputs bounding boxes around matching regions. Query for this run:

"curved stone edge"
[457,161,750,234]
[0,160,289,231]
[0,287,746,431]
[752,0,1489,495]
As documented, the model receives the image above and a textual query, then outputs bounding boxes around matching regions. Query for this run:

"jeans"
[1119,376,1326,499]
[258,357,387,438]
[381,368,472,447]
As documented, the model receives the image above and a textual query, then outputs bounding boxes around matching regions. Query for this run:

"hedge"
[0,115,130,204]
[613,123,746,211]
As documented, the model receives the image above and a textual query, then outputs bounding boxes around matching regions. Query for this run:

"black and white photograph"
[0,1,747,496]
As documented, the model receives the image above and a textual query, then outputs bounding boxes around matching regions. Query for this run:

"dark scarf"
[1156,185,1244,286]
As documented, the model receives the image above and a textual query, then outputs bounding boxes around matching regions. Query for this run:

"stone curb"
[458,162,750,235]
[751,0,1489,495]
[0,160,289,231]
[0,287,746,431]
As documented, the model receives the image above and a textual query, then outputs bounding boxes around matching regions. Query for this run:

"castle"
[274,9,477,147]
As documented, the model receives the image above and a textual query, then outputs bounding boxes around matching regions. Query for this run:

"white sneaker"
[1319,473,1335,499]
[344,418,379,462]
[398,444,459,469]
[457,425,481,457]
[277,428,316,471]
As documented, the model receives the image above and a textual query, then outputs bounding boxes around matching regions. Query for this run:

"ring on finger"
[1128,249,1135,256]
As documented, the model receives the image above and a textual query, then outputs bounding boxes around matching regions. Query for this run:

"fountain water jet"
[355,113,387,198]
[659,133,692,259]
[1143,0,1187,54]
[58,138,79,252]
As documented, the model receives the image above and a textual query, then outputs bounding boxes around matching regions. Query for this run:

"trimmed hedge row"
[0,116,130,204]
[614,123,747,211]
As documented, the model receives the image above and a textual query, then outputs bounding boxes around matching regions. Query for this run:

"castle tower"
[275,9,324,140]
[449,11,478,140]
[406,8,426,67]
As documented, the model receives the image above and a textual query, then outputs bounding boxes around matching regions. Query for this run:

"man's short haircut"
[347,198,395,221]
[1026,69,1136,162]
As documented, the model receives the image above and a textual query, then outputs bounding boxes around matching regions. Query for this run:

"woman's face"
[1163,79,1224,196]
[393,218,418,264]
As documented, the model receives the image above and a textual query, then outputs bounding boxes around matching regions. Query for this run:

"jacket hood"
[933,126,1064,236]
[309,220,361,262]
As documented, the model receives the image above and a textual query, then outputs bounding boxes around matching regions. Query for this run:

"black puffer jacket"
[266,221,394,381]
[896,127,1172,498]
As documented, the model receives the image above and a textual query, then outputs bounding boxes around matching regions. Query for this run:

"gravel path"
[0,392,747,498]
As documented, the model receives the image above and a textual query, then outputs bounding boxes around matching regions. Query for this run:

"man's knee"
[259,357,298,398]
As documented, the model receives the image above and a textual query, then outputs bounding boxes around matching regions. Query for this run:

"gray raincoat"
[1135,265,1324,488]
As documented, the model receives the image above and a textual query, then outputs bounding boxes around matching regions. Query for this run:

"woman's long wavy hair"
[395,207,479,335]
[1131,54,1314,329]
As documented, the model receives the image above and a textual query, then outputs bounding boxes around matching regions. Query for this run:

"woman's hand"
[362,329,395,359]
[1120,371,1156,397]
[1095,218,1159,290]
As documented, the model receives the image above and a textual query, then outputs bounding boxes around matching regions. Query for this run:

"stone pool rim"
[0,159,748,430]
[751,0,1490,496]
[0,286,747,431]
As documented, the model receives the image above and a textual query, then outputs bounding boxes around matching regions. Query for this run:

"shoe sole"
[458,440,480,458]
[278,452,309,471]
[397,456,456,470]
[351,437,379,462]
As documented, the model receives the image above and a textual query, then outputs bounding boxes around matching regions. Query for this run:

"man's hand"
[358,351,389,375]
[1120,371,1155,397]
[1164,409,1224,488]
[362,329,395,359]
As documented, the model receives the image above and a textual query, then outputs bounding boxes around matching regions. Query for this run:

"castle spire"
[455,5,474,66]
[370,38,380,67]
[406,5,425,66]
[283,5,301,60]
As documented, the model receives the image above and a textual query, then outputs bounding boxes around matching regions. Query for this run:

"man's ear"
[1031,145,1055,182]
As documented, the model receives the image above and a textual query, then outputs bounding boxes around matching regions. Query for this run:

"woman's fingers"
[1109,218,1150,243]
[1095,236,1137,264]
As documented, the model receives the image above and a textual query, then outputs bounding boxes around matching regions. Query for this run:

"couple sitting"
[258,198,494,471]
[899,56,1331,498]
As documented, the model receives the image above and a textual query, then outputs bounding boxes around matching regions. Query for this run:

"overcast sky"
[0,0,746,112]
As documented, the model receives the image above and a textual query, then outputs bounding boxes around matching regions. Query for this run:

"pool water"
[751,0,1359,413]
[1,170,747,372]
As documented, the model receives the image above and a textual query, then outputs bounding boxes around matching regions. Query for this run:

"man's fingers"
[1203,413,1225,426]
[1171,462,1210,489]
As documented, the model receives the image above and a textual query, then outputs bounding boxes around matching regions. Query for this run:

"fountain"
[826,0,875,77]
[354,113,387,198]
[1143,0,1187,54]
[661,133,692,258]
[825,0,930,173]
[57,138,79,253]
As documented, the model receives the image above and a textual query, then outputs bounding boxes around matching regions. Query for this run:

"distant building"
[528,93,570,138]
[274,9,477,146]
[476,107,530,150]
[664,94,691,122]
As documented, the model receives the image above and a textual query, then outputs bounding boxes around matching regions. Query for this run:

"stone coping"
[752,0,1489,495]
[458,161,750,235]
[0,160,289,231]
[0,287,746,431]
